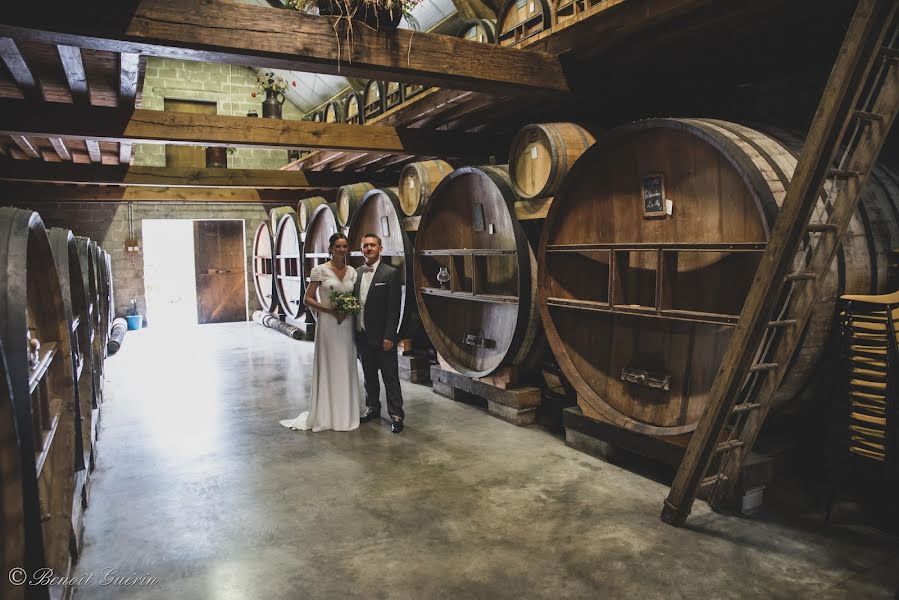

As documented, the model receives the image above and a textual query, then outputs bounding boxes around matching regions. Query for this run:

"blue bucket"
[126,315,143,330]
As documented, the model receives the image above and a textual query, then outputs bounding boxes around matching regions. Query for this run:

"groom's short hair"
[362,233,382,245]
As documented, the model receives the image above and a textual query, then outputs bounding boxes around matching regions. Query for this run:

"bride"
[280,233,360,432]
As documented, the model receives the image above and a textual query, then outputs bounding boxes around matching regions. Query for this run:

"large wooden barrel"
[0,208,76,597]
[509,122,596,200]
[384,81,403,111]
[497,0,551,47]
[0,337,25,600]
[458,18,497,43]
[414,165,541,377]
[253,221,279,313]
[323,99,344,123]
[49,229,93,473]
[298,196,328,231]
[347,188,417,336]
[75,237,101,410]
[345,91,364,125]
[274,213,304,319]
[398,160,453,217]
[337,182,375,227]
[363,80,385,121]
[538,118,899,436]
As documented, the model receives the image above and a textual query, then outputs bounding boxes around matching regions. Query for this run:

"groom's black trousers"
[357,335,405,420]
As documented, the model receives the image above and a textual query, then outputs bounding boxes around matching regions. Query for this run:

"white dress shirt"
[357,258,379,332]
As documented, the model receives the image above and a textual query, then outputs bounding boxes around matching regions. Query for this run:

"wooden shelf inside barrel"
[545,298,740,326]
[419,249,517,256]
[28,342,57,394]
[420,287,519,304]
[545,242,766,252]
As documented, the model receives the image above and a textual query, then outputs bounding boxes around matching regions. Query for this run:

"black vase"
[205,147,228,168]
[262,90,284,119]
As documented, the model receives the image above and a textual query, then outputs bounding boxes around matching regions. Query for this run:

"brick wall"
[14,201,281,322]
[134,58,305,169]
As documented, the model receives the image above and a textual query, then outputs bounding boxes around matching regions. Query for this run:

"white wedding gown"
[280,263,361,432]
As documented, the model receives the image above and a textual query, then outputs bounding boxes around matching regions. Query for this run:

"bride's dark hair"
[328,232,349,255]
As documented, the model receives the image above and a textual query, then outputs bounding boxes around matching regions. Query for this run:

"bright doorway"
[142,219,248,328]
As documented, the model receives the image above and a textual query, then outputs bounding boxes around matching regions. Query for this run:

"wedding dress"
[280,263,360,432]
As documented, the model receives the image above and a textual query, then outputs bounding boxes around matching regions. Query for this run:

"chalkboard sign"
[641,173,666,217]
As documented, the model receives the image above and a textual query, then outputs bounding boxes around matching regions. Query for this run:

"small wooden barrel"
[337,182,375,227]
[509,122,596,200]
[363,80,386,121]
[297,196,328,231]
[538,118,899,436]
[0,208,76,596]
[458,18,497,43]
[269,206,296,234]
[497,0,551,47]
[0,337,25,600]
[75,237,101,409]
[323,100,344,123]
[49,229,93,473]
[253,221,279,313]
[399,160,453,217]
[414,165,541,377]
[274,213,304,319]
[347,188,416,336]
[345,91,364,125]
[384,81,404,111]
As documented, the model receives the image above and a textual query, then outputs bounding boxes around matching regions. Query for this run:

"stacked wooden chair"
[829,290,899,526]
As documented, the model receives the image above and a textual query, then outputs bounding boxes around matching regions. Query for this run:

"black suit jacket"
[354,261,401,346]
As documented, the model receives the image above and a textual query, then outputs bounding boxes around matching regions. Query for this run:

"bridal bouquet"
[330,291,362,316]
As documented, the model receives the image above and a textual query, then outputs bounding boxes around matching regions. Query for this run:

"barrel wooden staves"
[337,182,375,227]
[0,208,77,599]
[509,123,596,200]
[311,110,323,122]
[363,80,386,121]
[253,221,279,313]
[384,81,403,111]
[274,213,304,320]
[49,229,93,474]
[76,237,101,411]
[538,118,899,437]
[398,160,453,217]
[497,0,551,47]
[552,0,601,25]
[458,18,497,43]
[0,337,25,600]
[269,206,296,234]
[347,188,417,336]
[297,196,328,231]
[414,165,542,377]
[345,92,364,125]
[323,100,344,123]
[94,245,110,361]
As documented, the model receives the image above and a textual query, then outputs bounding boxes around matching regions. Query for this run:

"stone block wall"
[134,58,305,169]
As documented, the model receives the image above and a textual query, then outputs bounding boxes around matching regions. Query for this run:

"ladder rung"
[749,362,779,373]
[731,403,762,414]
[786,272,817,281]
[700,473,728,489]
[714,440,745,454]
[880,46,899,60]
[828,168,863,179]
[767,319,797,328]
[807,223,839,232]
[852,110,884,122]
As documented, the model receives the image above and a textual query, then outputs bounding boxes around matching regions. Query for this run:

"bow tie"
[361,265,375,273]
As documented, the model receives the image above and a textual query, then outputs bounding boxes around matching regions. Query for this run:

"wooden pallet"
[430,365,541,426]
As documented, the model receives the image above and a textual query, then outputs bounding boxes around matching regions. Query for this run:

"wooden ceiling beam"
[0,0,569,95]
[84,139,101,163]
[0,37,37,98]
[0,182,302,203]
[0,160,387,189]
[9,134,39,158]
[56,44,89,102]
[119,142,133,165]
[119,52,139,102]
[48,137,71,161]
[0,98,501,158]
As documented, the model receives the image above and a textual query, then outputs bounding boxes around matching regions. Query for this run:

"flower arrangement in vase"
[251,71,297,119]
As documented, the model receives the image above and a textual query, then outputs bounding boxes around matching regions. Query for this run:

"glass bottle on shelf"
[437,266,450,290]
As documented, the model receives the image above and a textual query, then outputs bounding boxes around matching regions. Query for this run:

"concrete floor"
[71,322,899,599]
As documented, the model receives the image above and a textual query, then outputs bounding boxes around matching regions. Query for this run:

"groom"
[355,233,405,433]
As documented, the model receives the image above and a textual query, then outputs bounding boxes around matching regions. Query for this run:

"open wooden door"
[193,220,247,324]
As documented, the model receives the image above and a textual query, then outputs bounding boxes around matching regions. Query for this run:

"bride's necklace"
[329,260,347,275]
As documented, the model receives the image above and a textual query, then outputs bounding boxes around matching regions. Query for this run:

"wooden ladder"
[661,0,899,527]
